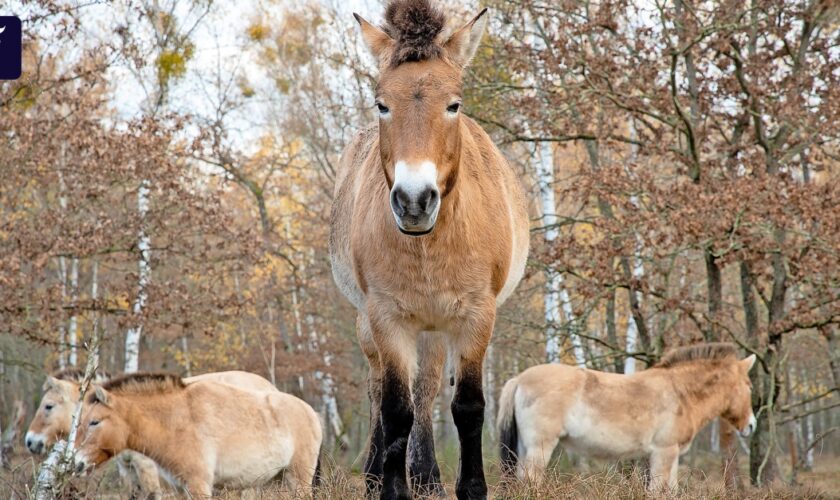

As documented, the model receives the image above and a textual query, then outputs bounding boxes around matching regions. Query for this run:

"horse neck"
[119,392,190,474]
[667,362,734,426]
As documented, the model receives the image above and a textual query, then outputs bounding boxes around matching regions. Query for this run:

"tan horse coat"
[331,2,529,498]
[498,343,756,490]
[74,373,321,498]
[26,371,282,498]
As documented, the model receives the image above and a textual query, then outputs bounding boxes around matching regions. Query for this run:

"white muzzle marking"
[391,160,440,233]
[24,431,47,454]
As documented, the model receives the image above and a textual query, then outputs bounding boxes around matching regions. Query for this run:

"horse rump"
[497,376,520,479]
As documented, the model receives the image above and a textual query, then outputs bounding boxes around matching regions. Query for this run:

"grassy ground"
[2,452,837,499]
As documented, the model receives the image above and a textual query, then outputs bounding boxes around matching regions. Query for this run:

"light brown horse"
[25,369,279,498]
[497,343,757,490]
[73,373,322,498]
[330,1,529,498]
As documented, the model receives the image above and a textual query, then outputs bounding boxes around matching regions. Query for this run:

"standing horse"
[497,343,757,490]
[74,373,322,498]
[330,1,529,498]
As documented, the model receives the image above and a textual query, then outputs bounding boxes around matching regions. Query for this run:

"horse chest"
[369,246,490,325]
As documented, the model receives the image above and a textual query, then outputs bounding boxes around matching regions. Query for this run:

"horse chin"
[398,225,434,236]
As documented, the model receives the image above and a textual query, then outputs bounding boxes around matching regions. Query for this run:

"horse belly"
[213,434,294,488]
[563,405,649,459]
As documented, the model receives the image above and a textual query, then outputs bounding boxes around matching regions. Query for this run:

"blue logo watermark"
[0,16,22,80]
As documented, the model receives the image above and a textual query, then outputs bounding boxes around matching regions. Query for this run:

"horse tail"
[498,375,520,479]
[312,451,323,489]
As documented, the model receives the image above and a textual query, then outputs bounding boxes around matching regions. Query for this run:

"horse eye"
[447,102,461,114]
[376,102,389,115]
[89,420,100,427]
[44,404,54,411]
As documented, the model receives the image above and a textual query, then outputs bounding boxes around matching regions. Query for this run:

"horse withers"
[71,372,321,498]
[497,343,757,491]
[330,1,529,498]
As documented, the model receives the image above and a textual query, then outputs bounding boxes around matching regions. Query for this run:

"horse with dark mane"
[330,1,529,498]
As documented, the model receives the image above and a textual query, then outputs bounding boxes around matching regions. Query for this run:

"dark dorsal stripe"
[655,342,738,369]
[100,372,185,395]
[383,0,446,67]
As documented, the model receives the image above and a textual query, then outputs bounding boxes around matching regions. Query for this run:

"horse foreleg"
[451,314,493,500]
[409,332,445,497]
[359,314,385,496]
[371,315,417,500]
[649,445,680,492]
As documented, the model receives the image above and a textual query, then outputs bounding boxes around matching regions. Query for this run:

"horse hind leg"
[408,332,446,497]
[358,313,385,496]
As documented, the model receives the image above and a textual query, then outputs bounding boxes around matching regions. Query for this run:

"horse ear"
[93,386,111,406]
[354,13,394,65]
[443,8,489,68]
[43,376,58,392]
[742,354,757,372]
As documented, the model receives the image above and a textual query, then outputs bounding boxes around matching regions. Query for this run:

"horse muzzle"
[390,186,440,236]
[739,414,757,437]
[24,432,45,455]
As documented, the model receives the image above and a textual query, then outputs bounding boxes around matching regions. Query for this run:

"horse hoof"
[455,479,487,500]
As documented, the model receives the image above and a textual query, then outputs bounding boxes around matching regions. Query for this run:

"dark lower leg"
[452,360,487,500]
[381,365,414,500]
[409,415,443,496]
[364,363,385,496]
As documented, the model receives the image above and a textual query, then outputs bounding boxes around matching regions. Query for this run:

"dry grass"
[2,452,837,499]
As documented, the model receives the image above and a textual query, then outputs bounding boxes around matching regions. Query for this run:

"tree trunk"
[535,141,585,365]
[704,249,722,341]
[606,288,622,373]
[124,180,151,374]
[68,257,79,367]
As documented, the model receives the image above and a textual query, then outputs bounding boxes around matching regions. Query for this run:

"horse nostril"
[391,188,410,217]
[418,188,438,213]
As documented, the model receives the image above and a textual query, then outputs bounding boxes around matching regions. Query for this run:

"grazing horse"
[25,369,279,498]
[330,1,529,498]
[497,343,757,490]
[73,373,322,498]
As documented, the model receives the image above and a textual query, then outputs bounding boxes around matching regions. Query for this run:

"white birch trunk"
[56,257,68,370]
[623,121,643,375]
[536,141,585,366]
[68,257,79,367]
[305,313,347,448]
[57,158,69,370]
[124,180,151,374]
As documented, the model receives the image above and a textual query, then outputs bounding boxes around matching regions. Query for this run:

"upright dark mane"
[655,342,738,369]
[51,368,110,383]
[383,0,447,66]
[97,372,185,396]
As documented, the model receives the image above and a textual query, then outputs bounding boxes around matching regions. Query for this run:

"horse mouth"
[398,226,434,236]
